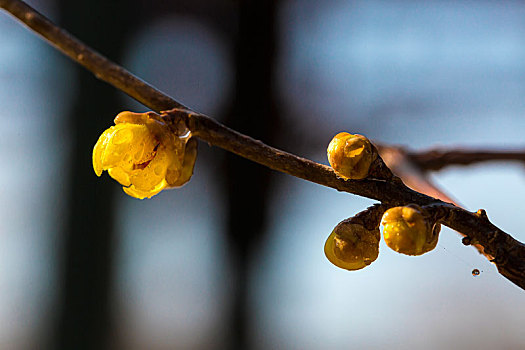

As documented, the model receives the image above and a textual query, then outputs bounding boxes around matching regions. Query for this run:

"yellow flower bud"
[92,111,197,199]
[324,221,380,271]
[381,205,439,256]
[327,132,377,180]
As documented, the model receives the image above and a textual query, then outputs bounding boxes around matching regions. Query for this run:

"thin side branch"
[378,145,459,205]
[2,0,524,290]
[378,144,525,172]
[410,148,525,171]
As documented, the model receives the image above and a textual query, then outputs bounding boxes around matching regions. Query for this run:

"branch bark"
[2,0,524,290]
[378,144,525,172]
[410,148,525,171]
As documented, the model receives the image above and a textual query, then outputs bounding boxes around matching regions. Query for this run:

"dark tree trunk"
[52,1,139,349]
[223,1,280,349]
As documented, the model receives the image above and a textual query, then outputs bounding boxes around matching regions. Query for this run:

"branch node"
[491,247,509,266]
[476,209,488,220]
[462,236,472,246]
[348,203,387,231]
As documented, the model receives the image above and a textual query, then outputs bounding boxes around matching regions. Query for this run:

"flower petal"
[94,111,198,199]
[129,146,170,191]
[123,179,168,199]
[114,111,162,125]
[167,137,197,187]
[92,127,114,176]
[114,111,149,125]
[108,167,131,187]
[102,124,154,169]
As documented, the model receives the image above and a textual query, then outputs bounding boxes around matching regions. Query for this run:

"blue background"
[0,0,524,348]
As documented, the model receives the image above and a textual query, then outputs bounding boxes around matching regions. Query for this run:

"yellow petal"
[324,223,380,271]
[165,167,180,185]
[129,147,170,191]
[168,137,197,187]
[344,144,365,158]
[102,124,153,169]
[382,206,435,256]
[111,125,134,144]
[94,111,198,200]
[327,132,376,179]
[324,230,367,271]
[92,127,114,176]
[114,111,149,125]
[123,179,168,199]
[108,167,131,187]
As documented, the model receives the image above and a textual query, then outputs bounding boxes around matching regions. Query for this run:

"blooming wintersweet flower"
[92,111,197,199]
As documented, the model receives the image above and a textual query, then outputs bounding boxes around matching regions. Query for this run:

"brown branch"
[411,148,525,171]
[2,0,524,290]
[378,144,525,172]
[377,146,492,259]
[165,109,431,205]
[166,109,525,290]
[378,145,459,205]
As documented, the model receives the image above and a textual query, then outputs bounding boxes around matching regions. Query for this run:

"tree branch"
[165,109,525,290]
[411,148,525,171]
[378,144,525,172]
[377,145,459,205]
[2,0,524,290]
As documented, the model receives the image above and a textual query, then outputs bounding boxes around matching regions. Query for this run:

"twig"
[2,0,524,290]
[165,109,432,205]
[378,144,525,172]
[166,109,525,290]
[378,145,459,205]
[411,148,525,171]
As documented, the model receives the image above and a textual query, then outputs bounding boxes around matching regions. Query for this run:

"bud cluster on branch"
[2,0,525,291]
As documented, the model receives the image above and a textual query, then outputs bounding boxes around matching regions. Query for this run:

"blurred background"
[1,0,524,349]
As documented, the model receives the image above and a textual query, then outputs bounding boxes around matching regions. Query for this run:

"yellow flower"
[324,220,380,271]
[381,205,439,256]
[327,132,377,180]
[92,111,197,199]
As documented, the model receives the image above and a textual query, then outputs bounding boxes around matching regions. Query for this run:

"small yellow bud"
[324,221,380,271]
[93,111,197,199]
[381,205,439,256]
[327,132,377,180]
